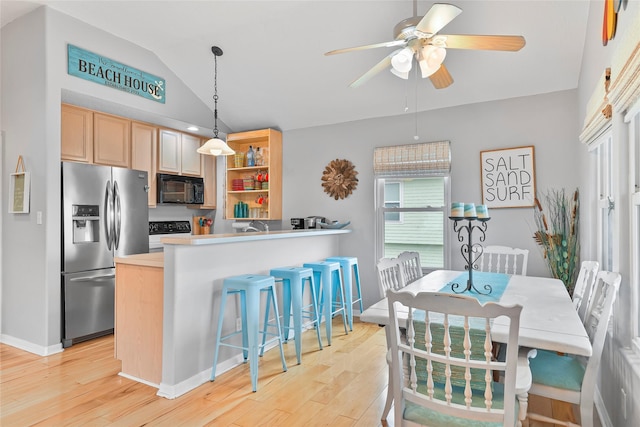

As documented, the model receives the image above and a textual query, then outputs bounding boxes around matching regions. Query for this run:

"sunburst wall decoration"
[321,159,358,200]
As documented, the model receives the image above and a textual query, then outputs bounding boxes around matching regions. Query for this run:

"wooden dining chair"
[527,270,621,427]
[376,256,406,420]
[397,251,423,285]
[477,245,529,275]
[376,257,404,298]
[571,260,599,324]
[387,290,533,427]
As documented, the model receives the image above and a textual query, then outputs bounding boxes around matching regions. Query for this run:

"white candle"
[464,203,477,218]
[476,204,490,219]
[451,202,464,217]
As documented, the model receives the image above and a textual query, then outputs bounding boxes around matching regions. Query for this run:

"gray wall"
[283,89,579,308]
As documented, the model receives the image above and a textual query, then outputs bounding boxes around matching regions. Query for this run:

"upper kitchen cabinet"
[225,128,282,220]
[158,129,202,177]
[200,153,217,210]
[131,121,157,208]
[61,104,93,163]
[93,112,131,168]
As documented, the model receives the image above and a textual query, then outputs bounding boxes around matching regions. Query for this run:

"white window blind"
[373,141,451,176]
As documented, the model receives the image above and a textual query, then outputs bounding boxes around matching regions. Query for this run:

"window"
[627,102,640,352]
[374,141,451,273]
[377,177,449,271]
[384,182,402,222]
[595,131,614,271]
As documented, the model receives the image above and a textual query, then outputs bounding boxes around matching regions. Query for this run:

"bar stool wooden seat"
[326,256,363,331]
[269,266,323,364]
[302,261,349,345]
[211,274,287,392]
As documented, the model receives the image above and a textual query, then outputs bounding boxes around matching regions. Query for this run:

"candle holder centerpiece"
[449,202,492,295]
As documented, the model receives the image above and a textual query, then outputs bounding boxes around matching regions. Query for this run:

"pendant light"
[197,46,235,156]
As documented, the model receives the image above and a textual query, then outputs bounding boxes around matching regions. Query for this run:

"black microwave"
[157,173,204,204]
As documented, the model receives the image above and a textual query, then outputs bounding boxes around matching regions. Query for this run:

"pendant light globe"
[198,45,235,156]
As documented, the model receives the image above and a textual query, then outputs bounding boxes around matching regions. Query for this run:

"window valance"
[609,8,640,114]
[373,140,451,177]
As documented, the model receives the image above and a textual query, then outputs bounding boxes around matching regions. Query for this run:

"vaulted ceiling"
[1,1,590,132]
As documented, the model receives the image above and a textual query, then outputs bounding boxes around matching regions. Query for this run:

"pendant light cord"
[213,52,219,138]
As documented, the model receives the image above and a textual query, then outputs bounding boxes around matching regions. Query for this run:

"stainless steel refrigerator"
[61,162,149,347]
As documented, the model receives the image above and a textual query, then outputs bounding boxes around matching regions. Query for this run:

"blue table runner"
[437,271,511,303]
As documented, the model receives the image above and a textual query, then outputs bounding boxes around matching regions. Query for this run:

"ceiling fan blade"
[325,39,406,56]
[437,34,526,51]
[415,3,462,36]
[349,54,393,88]
[429,64,453,89]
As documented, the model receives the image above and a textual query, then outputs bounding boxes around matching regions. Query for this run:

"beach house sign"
[67,44,165,104]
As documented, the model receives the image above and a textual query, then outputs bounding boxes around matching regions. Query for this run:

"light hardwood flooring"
[1,318,584,426]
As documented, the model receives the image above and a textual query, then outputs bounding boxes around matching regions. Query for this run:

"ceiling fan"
[325,1,526,89]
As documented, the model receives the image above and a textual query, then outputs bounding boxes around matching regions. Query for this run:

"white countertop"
[160,228,351,246]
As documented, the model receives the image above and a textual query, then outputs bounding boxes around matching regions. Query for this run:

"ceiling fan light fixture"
[390,67,410,79]
[199,45,235,157]
[418,45,446,78]
[391,47,414,73]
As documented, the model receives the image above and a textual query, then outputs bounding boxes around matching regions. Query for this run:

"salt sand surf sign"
[480,145,536,209]
[67,44,165,103]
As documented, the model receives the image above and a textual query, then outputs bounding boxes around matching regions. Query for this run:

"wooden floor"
[1,318,581,426]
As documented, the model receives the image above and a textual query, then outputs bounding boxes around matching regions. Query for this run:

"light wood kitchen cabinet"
[201,151,217,209]
[115,258,163,385]
[93,112,131,168]
[131,121,157,208]
[61,104,93,163]
[158,129,202,177]
[226,128,282,220]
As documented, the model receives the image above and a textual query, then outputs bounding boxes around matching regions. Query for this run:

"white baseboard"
[0,334,63,356]
[157,353,245,399]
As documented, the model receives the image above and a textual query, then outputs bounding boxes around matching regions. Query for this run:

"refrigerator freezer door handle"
[69,274,116,282]
[113,181,121,250]
[105,181,113,250]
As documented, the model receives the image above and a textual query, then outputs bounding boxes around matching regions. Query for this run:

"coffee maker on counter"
[291,216,326,229]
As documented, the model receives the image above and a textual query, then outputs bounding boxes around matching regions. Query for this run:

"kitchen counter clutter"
[113,227,352,398]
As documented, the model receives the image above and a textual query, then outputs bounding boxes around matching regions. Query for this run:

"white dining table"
[360,269,592,357]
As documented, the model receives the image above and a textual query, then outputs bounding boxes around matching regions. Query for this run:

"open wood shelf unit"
[225,128,282,220]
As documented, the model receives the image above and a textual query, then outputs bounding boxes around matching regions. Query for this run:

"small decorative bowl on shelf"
[318,220,351,229]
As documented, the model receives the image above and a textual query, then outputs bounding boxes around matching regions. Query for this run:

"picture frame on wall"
[9,156,30,214]
[480,145,536,209]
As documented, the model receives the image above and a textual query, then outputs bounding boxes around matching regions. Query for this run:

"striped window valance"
[373,140,451,177]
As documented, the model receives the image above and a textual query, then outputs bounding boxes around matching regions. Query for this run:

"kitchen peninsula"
[114,228,351,398]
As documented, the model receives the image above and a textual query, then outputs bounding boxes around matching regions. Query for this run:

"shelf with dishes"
[225,128,282,220]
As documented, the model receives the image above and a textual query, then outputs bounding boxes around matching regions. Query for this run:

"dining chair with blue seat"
[571,260,599,324]
[397,251,423,285]
[526,270,621,427]
[387,290,533,427]
[477,245,529,276]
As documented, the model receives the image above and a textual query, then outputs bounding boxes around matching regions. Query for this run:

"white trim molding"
[580,68,612,146]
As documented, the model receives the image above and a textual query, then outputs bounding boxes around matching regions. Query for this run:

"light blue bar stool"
[269,266,323,364]
[211,274,287,392]
[326,256,363,331]
[302,261,348,345]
